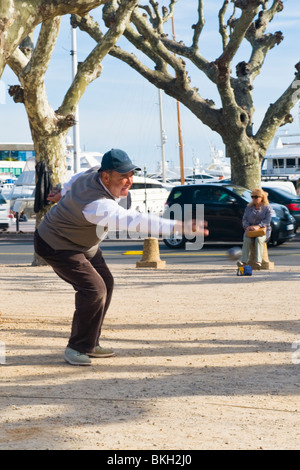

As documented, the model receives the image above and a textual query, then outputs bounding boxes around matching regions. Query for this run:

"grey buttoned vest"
[37,169,115,256]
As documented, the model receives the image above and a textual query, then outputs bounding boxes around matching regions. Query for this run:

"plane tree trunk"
[30,132,69,227]
[7,0,138,213]
[29,133,68,266]
[224,138,262,189]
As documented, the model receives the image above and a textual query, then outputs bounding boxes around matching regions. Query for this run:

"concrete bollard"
[136,237,166,269]
[249,242,274,270]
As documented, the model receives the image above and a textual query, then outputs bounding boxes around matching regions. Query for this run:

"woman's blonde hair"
[249,188,269,206]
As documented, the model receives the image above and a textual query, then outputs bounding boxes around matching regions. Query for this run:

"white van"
[129,175,170,215]
[261,180,296,195]
[0,193,12,231]
[106,175,170,240]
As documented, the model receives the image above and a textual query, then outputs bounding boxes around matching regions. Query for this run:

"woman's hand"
[247,225,261,231]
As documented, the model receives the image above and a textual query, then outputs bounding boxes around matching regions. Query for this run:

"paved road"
[1,234,299,266]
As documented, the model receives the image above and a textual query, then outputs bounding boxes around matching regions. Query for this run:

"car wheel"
[268,237,284,247]
[268,235,277,246]
[163,235,186,249]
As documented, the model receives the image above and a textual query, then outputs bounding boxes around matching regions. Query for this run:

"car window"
[192,186,233,203]
[168,188,192,204]
[214,189,234,202]
[229,186,252,203]
[0,194,7,204]
[191,187,206,202]
[262,188,280,202]
[169,189,184,203]
[169,185,252,205]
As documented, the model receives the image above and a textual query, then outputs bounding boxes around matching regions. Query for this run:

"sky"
[1,0,300,175]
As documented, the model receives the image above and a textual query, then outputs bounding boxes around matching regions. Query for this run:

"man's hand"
[174,219,209,237]
[47,189,62,203]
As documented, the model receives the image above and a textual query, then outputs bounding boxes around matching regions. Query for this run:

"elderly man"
[34,149,208,365]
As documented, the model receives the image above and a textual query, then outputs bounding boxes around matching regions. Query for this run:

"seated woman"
[237,188,272,269]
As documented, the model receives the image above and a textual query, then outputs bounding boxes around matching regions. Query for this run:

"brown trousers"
[34,231,114,354]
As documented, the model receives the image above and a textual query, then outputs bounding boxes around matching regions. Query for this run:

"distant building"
[0,143,35,177]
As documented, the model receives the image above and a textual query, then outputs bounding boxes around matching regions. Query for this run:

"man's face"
[101,170,134,198]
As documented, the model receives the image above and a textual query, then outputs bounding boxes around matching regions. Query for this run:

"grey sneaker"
[237,261,247,267]
[64,347,92,366]
[87,345,115,358]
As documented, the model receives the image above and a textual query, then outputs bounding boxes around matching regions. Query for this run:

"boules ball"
[227,247,242,261]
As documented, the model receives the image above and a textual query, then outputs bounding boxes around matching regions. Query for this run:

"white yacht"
[261,131,300,182]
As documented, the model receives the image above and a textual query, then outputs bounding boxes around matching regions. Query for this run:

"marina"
[261,131,300,185]
[2,127,300,225]
[0,148,171,218]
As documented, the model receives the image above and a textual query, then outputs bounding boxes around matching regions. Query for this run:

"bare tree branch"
[245,0,284,81]
[217,1,261,66]
[138,0,178,33]
[40,0,299,188]
[130,8,184,77]
[0,0,110,77]
[191,0,205,50]
[256,63,300,148]
[218,0,230,50]
[59,0,139,115]
[23,17,62,85]
[8,18,62,133]
[73,8,224,135]
[7,48,28,76]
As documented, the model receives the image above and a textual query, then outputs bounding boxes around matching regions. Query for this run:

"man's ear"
[101,171,110,184]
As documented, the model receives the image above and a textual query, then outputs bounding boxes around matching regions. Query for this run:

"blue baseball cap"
[101,149,141,173]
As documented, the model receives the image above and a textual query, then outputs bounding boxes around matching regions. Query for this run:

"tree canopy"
[0,0,110,77]
[6,0,138,231]
[73,0,300,188]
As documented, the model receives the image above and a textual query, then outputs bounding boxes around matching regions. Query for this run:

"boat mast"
[158,89,167,183]
[71,23,80,174]
[172,17,185,185]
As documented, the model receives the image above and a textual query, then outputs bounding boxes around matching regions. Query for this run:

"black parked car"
[163,184,296,248]
[261,186,300,228]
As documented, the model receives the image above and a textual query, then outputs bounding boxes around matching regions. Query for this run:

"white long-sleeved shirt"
[61,170,176,238]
